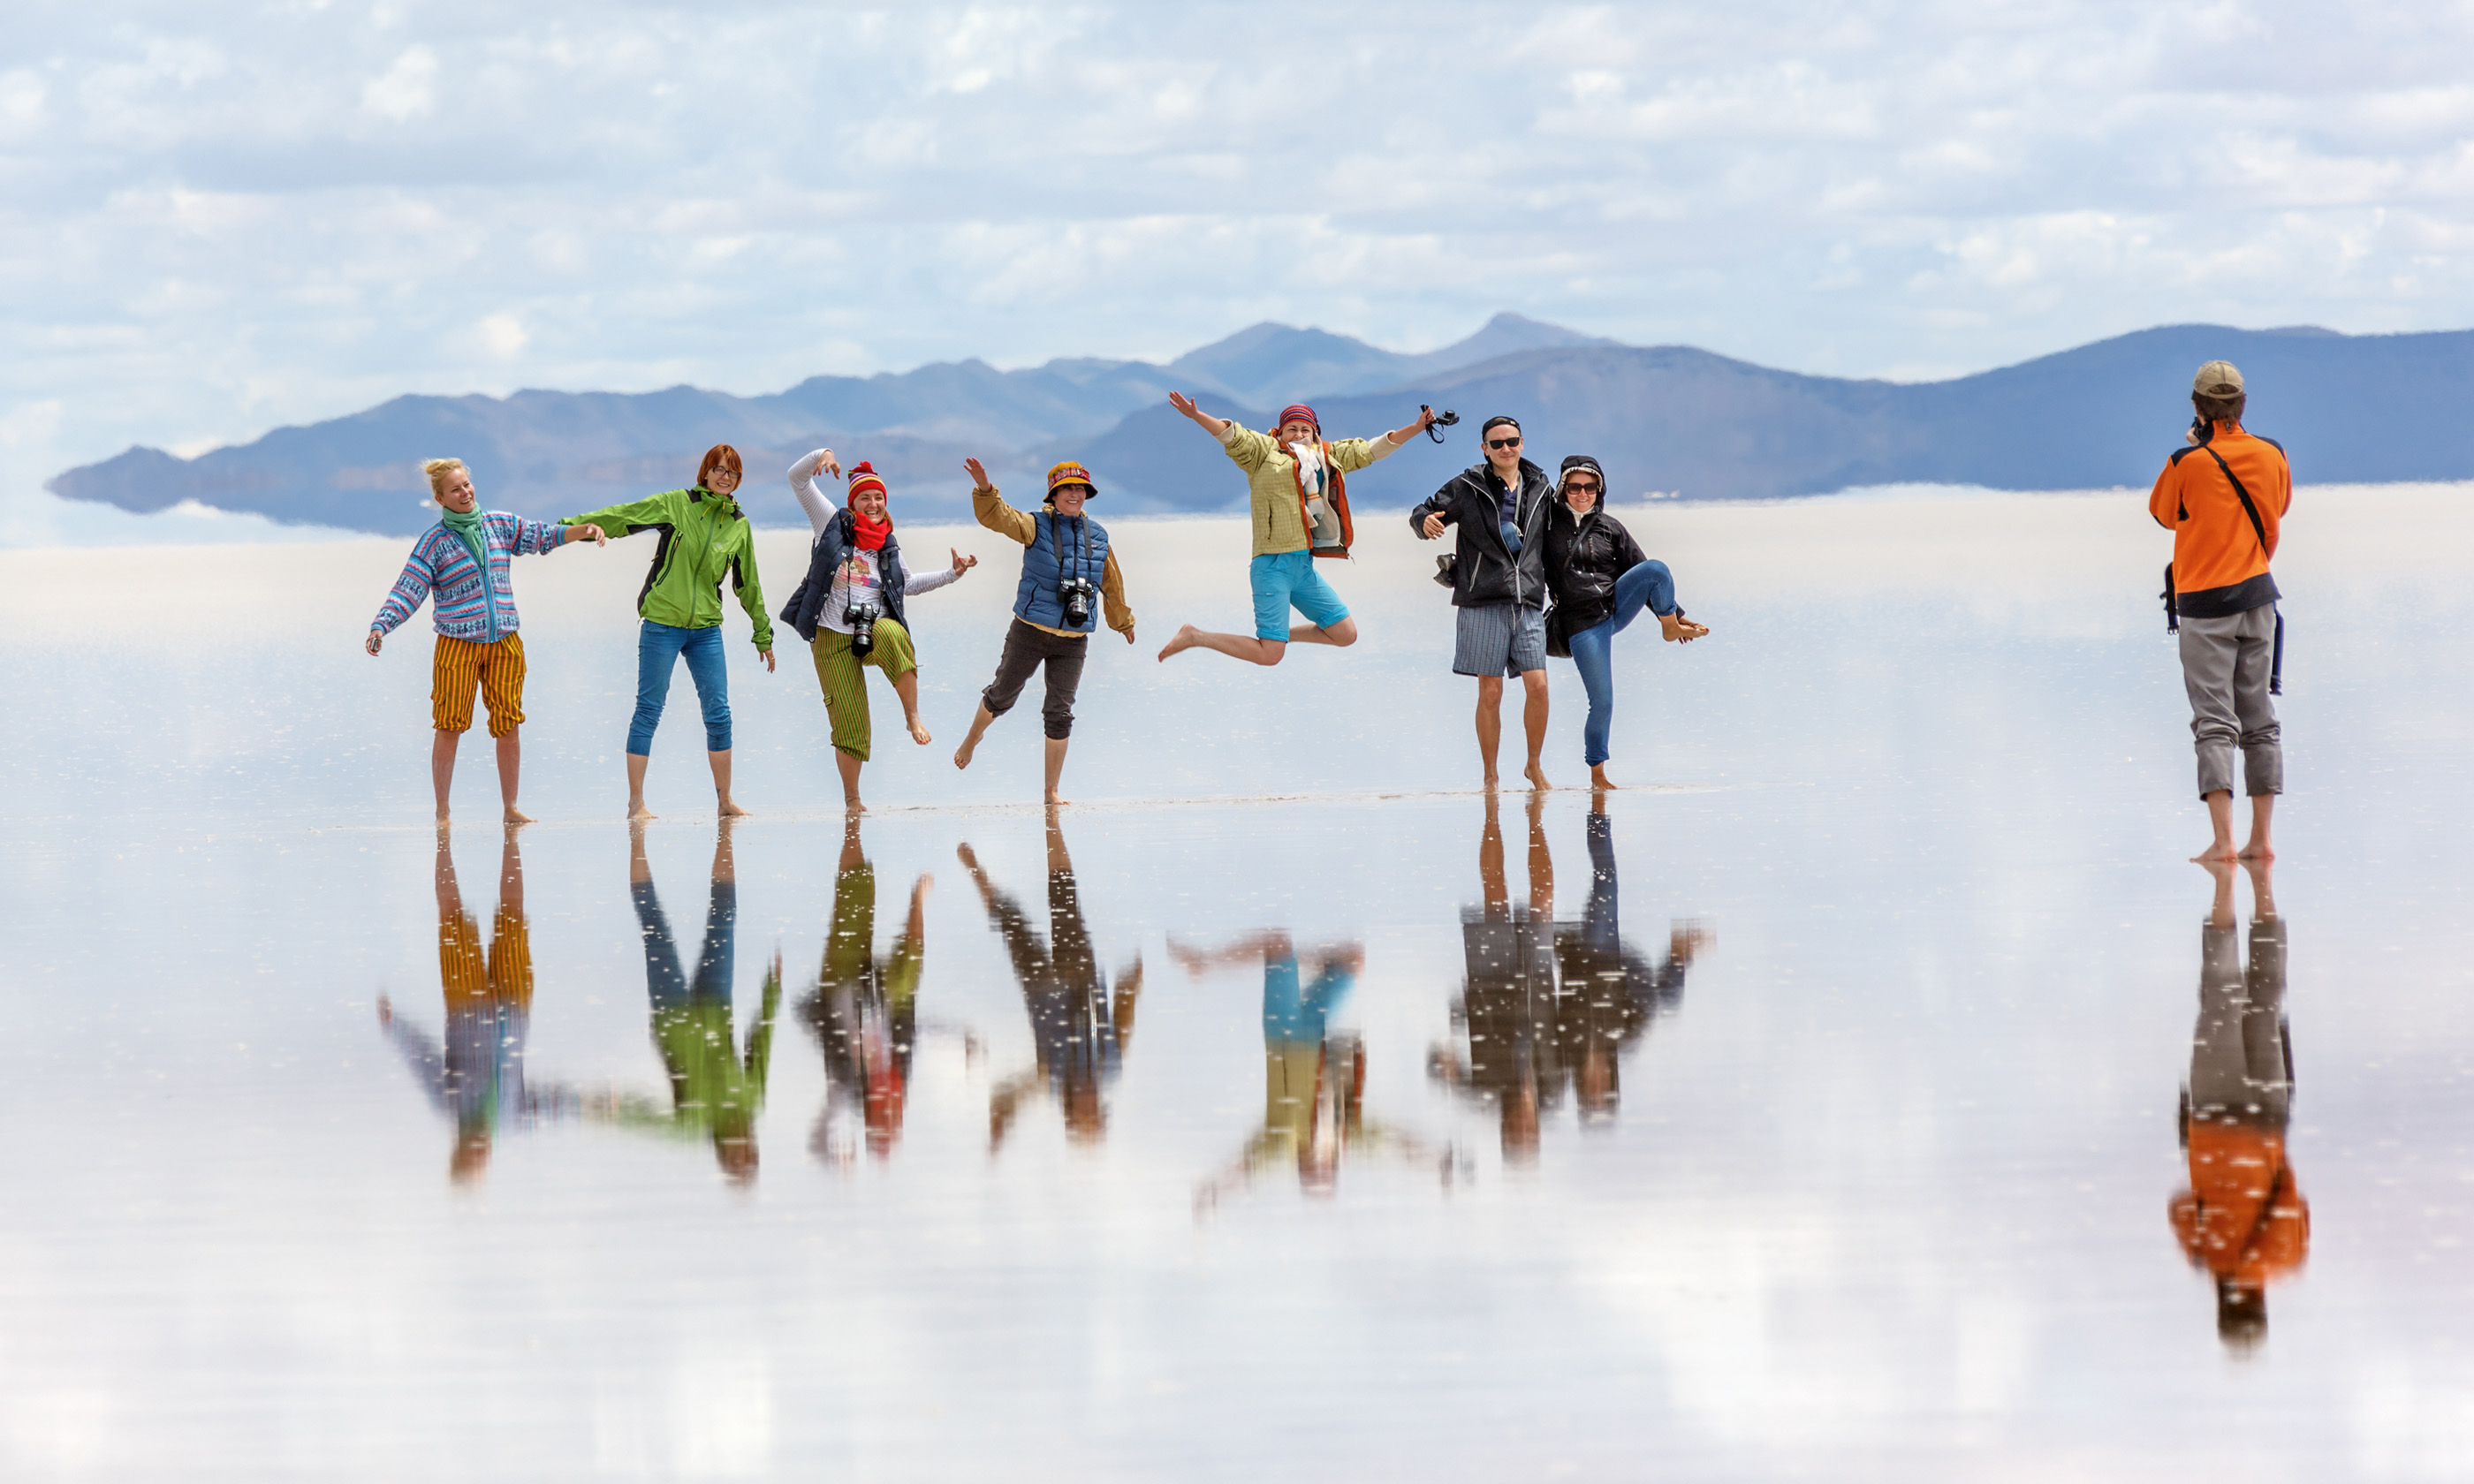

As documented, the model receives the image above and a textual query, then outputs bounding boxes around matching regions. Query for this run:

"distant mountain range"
[49,313,2474,535]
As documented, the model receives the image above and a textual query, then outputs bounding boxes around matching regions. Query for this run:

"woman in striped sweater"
[368,458,605,822]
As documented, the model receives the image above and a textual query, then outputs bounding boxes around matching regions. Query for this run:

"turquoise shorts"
[1249,550,1350,640]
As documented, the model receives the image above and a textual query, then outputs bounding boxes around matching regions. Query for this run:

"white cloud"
[360,45,436,122]
[477,313,527,359]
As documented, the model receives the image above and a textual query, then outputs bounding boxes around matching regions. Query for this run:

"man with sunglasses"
[1410,415,1556,791]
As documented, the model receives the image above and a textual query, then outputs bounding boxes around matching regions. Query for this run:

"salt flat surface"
[4,488,2472,1481]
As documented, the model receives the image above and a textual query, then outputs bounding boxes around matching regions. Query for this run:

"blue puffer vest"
[1013,510,1108,633]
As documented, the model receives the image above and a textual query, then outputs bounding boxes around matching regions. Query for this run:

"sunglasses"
[1563,481,1601,494]
[1486,436,1522,450]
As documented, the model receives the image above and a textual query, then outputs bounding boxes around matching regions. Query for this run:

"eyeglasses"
[1486,436,1522,450]
[1563,481,1600,494]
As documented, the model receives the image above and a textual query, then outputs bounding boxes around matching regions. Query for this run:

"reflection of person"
[365,457,604,822]
[1551,795,1706,1122]
[2170,858,2307,1355]
[378,825,580,1184]
[1410,417,1555,791]
[963,812,1143,1150]
[801,815,930,1165]
[952,459,1135,806]
[1429,791,1559,1161]
[1542,456,1708,791]
[778,450,976,814]
[2149,360,2290,863]
[1156,396,1432,667]
[563,444,776,821]
[598,820,780,1183]
[1174,932,1436,1208]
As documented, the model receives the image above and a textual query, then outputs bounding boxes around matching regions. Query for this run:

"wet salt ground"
[5,487,2474,1480]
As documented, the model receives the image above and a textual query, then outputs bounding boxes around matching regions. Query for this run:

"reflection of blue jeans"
[630,620,731,755]
[634,878,737,1014]
[1567,561,1676,767]
[1262,953,1357,1042]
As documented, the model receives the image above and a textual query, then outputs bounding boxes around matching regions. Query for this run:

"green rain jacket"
[566,486,773,649]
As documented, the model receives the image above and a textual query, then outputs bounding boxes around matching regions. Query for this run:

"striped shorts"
[432,632,527,737]
[1452,602,1547,678]
[810,619,919,761]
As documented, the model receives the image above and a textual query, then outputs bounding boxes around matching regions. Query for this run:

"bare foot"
[1480,772,1500,792]
[907,716,932,746]
[845,798,869,815]
[627,799,657,822]
[1659,612,1711,642]
[2189,842,2239,864]
[953,735,979,769]
[435,807,452,824]
[1589,764,1617,790]
[1044,792,1072,807]
[718,797,751,818]
[2238,840,2275,861]
[502,806,535,825]
[1157,625,1199,662]
[1526,764,1552,791]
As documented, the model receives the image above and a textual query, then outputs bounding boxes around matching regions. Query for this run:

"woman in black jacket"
[1543,456,1709,788]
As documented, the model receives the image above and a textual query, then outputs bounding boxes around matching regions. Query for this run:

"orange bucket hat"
[1046,461,1097,498]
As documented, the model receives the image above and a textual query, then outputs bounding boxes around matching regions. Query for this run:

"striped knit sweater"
[372,511,568,642]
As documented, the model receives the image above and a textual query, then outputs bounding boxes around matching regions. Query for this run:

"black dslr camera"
[1422,405,1461,443]
[845,597,880,656]
[1058,577,1096,630]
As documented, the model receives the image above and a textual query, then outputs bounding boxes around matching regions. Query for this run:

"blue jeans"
[1567,560,1676,767]
[630,620,731,756]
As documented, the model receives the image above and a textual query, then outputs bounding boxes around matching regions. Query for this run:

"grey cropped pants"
[2179,604,2281,799]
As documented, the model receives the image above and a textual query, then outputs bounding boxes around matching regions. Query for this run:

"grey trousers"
[2179,605,2281,799]
[2188,917,2290,1121]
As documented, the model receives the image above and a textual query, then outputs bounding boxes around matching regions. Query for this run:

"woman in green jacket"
[565,443,776,819]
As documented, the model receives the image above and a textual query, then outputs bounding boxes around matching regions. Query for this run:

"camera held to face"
[844,597,880,656]
[1057,576,1096,630]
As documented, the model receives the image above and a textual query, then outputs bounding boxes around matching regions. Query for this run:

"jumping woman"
[1541,455,1708,790]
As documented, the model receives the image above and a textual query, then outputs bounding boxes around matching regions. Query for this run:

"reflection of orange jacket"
[2169,1122,2309,1285]
[2148,426,2291,602]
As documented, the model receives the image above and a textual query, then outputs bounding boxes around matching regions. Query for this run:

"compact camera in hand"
[845,598,880,655]
[1057,577,1096,630]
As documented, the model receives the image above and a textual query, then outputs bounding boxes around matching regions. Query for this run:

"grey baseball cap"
[2193,360,2244,396]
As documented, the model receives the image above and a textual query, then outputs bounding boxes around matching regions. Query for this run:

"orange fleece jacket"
[2150,424,2291,601]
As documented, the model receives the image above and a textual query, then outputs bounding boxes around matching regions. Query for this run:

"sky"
[7,0,2474,538]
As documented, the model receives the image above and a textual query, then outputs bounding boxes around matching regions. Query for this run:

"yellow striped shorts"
[432,632,527,737]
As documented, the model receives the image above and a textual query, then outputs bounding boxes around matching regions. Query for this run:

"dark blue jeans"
[630,620,731,755]
[1567,560,1676,768]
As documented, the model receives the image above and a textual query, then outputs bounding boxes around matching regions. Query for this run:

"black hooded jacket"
[1408,458,1554,609]
[1543,503,1649,655]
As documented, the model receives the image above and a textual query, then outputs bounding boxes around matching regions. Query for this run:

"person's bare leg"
[712,812,737,884]
[836,750,865,814]
[1045,805,1072,875]
[1479,794,1507,918]
[498,821,524,913]
[1590,762,1617,791]
[892,670,930,745]
[2243,854,2275,920]
[2238,795,2275,861]
[629,815,653,886]
[1285,617,1358,647]
[1521,670,1551,791]
[1476,677,1505,791]
[496,727,532,825]
[1526,788,1552,918]
[1158,626,1286,665]
[626,753,656,821]
[433,730,459,822]
[710,749,748,817]
[954,704,997,770]
[2191,789,2237,863]
[1044,738,1070,806]
[2199,855,2236,928]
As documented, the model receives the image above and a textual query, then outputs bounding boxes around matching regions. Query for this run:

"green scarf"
[438,506,490,580]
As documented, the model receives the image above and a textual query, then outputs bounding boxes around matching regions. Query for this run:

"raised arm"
[789,448,844,538]
[1168,390,1232,439]
[965,458,1037,545]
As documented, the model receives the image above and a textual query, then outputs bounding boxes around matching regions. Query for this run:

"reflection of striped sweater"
[372,512,567,640]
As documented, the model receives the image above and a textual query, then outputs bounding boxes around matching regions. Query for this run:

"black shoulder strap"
[2202,447,2272,557]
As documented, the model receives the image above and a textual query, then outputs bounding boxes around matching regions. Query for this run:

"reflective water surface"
[6,488,2474,1480]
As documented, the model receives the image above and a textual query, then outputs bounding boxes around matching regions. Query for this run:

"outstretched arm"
[1168,391,1232,439]
[368,539,439,653]
[1167,931,1292,975]
[790,448,843,538]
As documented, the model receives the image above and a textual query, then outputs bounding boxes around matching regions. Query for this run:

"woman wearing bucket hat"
[778,449,978,814]
[1543,455,1707,790]
[951,457,1135,806]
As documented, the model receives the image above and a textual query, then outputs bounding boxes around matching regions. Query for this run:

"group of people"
[365,395,1711,819]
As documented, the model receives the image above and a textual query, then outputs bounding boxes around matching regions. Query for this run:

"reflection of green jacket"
[566,487,772,649]
[609,964,781,1140]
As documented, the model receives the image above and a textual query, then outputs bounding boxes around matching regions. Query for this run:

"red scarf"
[849,510,891,552]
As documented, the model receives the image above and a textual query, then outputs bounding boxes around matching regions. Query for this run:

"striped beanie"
[1046,460,1097,497]
[846,462,888,503]
[1278,404,1320,435]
